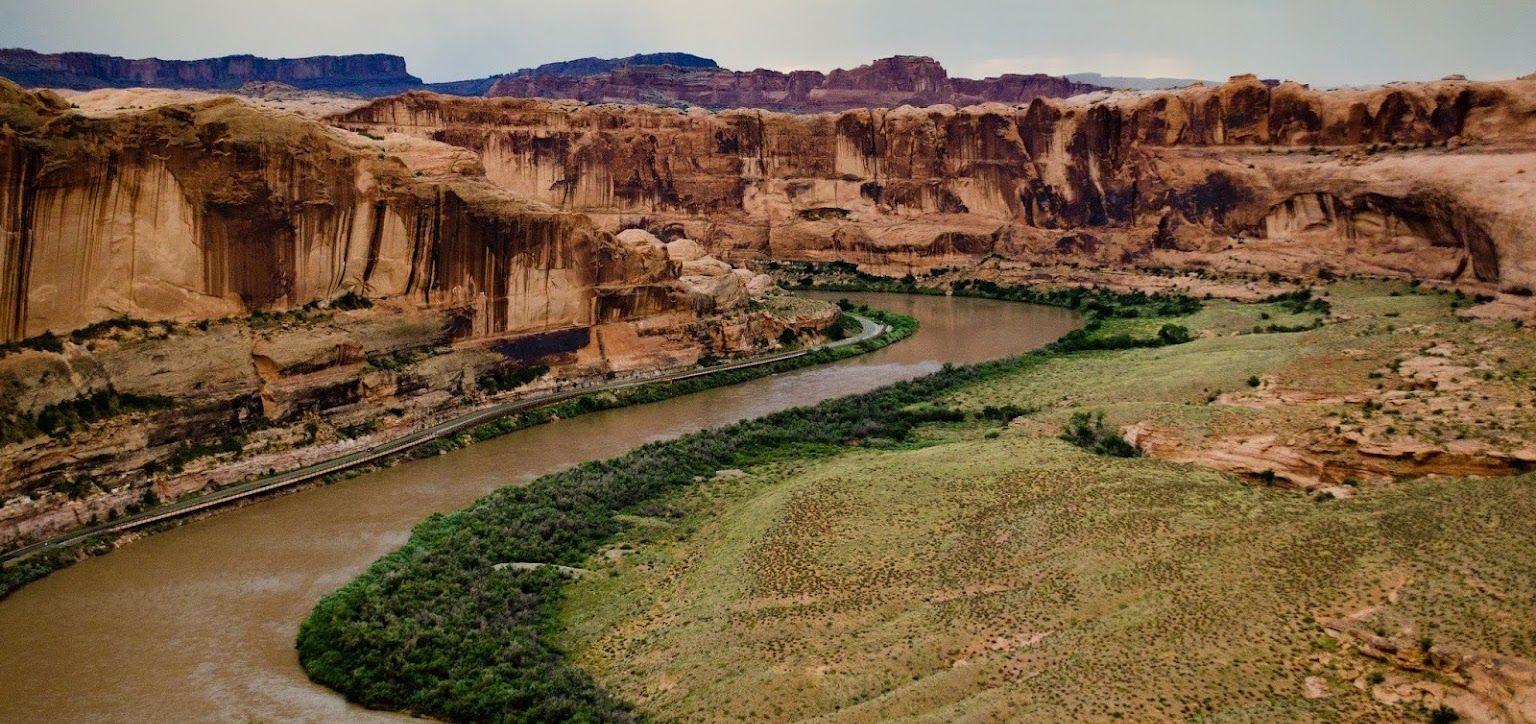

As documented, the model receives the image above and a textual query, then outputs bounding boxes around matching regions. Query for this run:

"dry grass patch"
[561,433,1536,721]
[952,281,1536,487]
[561,280,1536,720]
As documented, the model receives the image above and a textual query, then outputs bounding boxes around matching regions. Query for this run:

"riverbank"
[301,281,1536,721]
[293,290,1195,721]
[561,281,1536,721]
[0,309,908,599]
[0,292,1079,722]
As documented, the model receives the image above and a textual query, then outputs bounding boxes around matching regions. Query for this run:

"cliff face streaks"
[339,74,1536,288]
[0,78,667,343]
[5,68,1536,559]
[0,80,830,550]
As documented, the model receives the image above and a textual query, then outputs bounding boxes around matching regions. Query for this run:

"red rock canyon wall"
[338,74,1536,288]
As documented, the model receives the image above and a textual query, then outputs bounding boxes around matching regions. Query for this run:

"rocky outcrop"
[0,78,672,342]
[0,49,1097,107]
[484,55,1102,112]
[0,49,1101,110]
[0,80,833,550]
[1321,616,1536,722]
[0,48,426,96]
[509,52,720,78]
[337,74,1536,288]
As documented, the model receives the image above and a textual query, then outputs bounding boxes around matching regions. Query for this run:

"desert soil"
[559,280,1536,722]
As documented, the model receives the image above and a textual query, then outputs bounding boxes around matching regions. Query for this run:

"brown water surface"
[0,293,1078,722]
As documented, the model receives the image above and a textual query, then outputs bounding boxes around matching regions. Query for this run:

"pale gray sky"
[2,0,1532,86]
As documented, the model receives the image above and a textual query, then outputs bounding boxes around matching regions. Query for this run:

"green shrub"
[978,404,1034,421]
[825,320,849,341]
[298,310,941,721]
[477,365,550,395]
[330,290,374,310]
[0,388,174,444]
[1263,288,1331,316]
[776,262,1203,320]
[68,316,154,343]
[0,331,65,356]
[164,435,245,474]
[337,419,382,439]
[1157,324,1192,345]
[1059,411,1140,458]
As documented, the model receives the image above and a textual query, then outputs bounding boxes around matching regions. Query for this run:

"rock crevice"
[335,74,1536,285]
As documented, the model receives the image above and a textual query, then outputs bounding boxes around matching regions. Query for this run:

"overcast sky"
[3,0,1533,86]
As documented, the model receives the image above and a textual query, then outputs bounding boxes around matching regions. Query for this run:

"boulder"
[608,229,673,282]
[616,228,664,248]
[680,256,731,277]
[665,238,707,262]
[747,273,777,296]
[678,273,747,312]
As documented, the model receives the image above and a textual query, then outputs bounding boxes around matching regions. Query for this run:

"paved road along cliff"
[0,293,1079,722]
[0,315,886,567]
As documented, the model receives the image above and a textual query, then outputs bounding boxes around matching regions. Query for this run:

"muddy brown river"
[0,293,1078,722]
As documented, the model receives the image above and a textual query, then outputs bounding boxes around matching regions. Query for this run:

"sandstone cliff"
[484,55,1102,112]
[338,74,1536,290]
[510,52,720,78]
[0,48,426,96]
[0,50,1096,110]
[0,80,830,550]
[0,78,684,342]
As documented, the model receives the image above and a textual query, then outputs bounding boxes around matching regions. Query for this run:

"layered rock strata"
[338,74,1536,290]
[485,55,1102,112]
[0,48,426,96]
[0,80,830,549]
[0,50,1098,109]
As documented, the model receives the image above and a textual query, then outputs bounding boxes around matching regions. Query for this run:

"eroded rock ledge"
[334,74,1536,291]
[0,80,835,550]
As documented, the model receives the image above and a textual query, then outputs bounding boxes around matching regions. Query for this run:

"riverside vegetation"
[771,259,1204,318]
[306,277,1536,721]
[0,308,894,601]
[559,280,1536,721]
[295,289,1197,721]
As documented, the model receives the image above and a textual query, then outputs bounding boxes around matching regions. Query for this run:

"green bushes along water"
[296,294,1196,722]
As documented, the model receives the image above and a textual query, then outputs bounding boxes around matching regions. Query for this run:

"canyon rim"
[2,2,1536,722]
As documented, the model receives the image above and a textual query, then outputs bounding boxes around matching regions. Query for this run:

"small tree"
[1060,411,1140,458]
[1157,324,1193,346]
